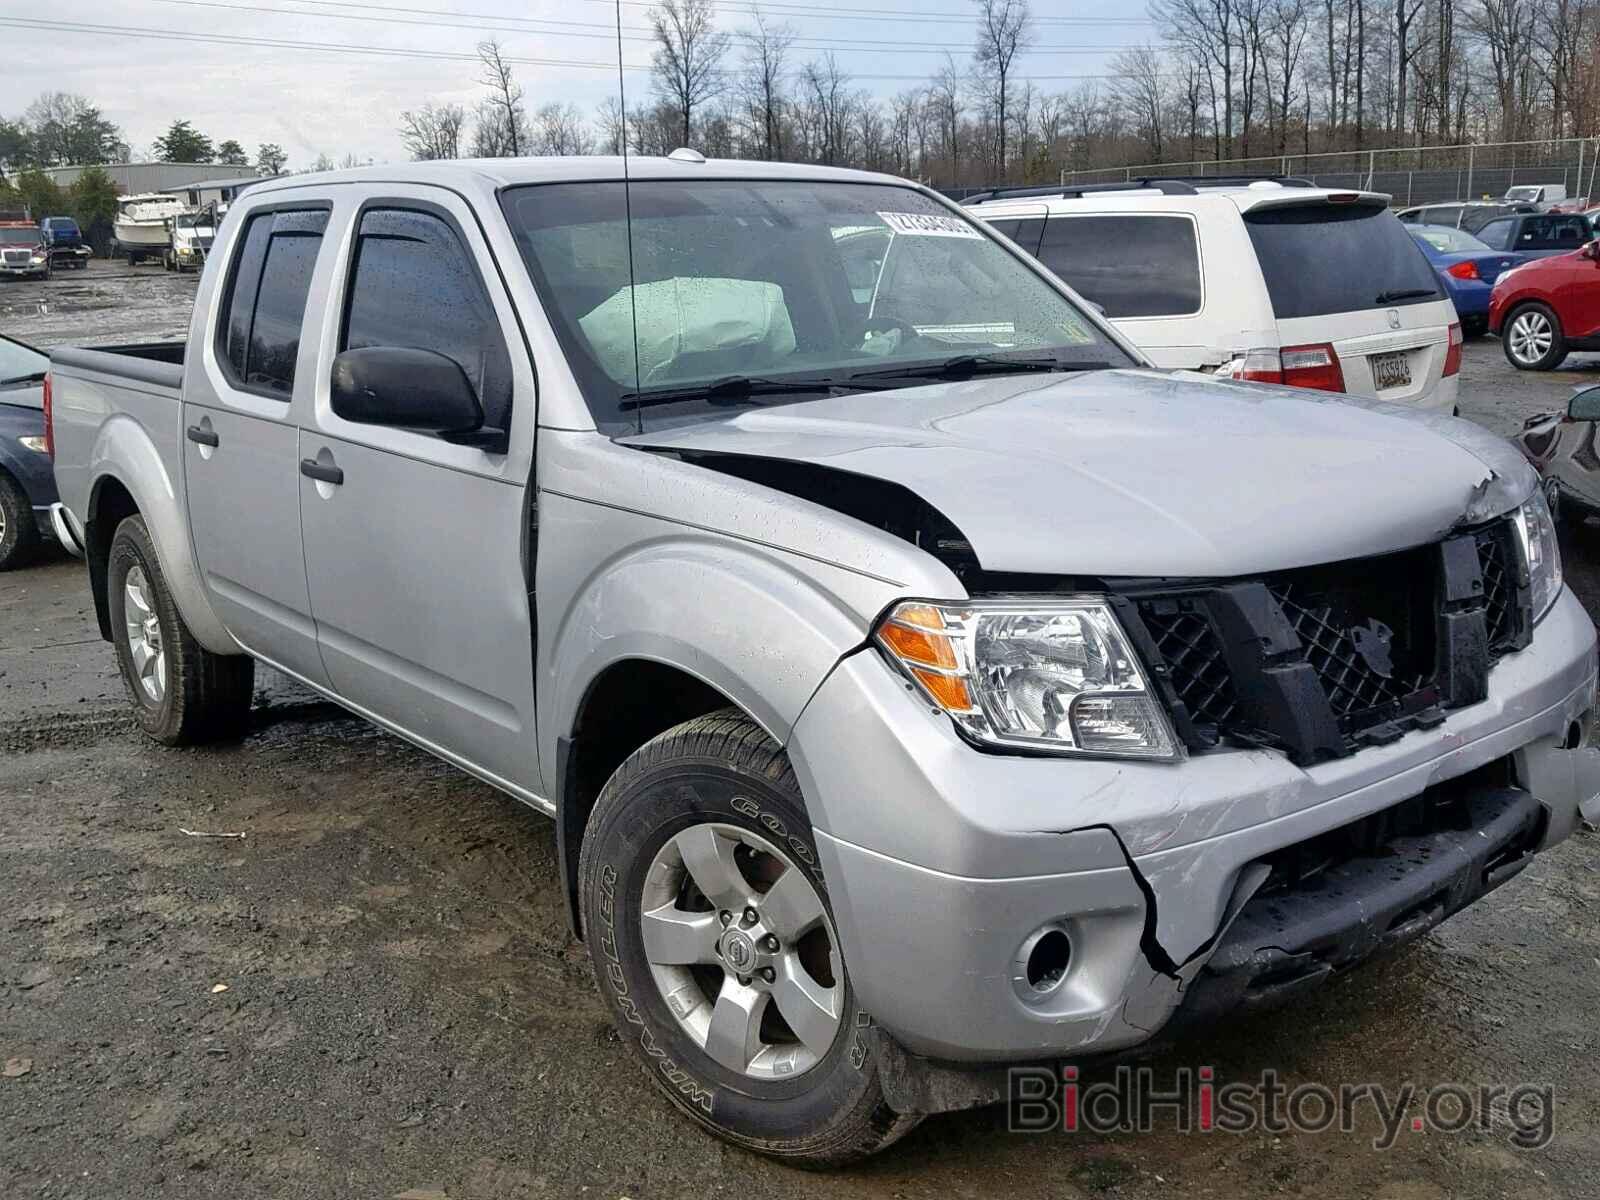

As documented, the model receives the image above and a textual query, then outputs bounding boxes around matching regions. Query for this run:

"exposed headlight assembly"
[1513,491,1563,622]
[875,599,1181,760]
[18,435,48,454]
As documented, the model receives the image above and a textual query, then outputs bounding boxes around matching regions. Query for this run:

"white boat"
[114,193,188,264]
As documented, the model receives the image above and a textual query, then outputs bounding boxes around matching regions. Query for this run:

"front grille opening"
[1129,517,1526,761]
[1268,544,1438,727]
[1474,523,1519,652]
[1137,601,1238,742]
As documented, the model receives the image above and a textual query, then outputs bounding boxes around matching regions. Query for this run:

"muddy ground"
[3,263,1600,1199]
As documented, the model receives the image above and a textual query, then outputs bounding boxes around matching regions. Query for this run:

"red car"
[1490,237,1600,369]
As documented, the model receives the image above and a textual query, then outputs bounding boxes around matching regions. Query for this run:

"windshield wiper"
[848,353,1112,383]
[0,371,47,386]
[1375,288,1438,303]
[619,374,853,411]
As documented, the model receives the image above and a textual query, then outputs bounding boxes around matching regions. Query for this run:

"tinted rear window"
[1244,204,1440,319]
[218,208,328,398]
[1035,215,1202,317]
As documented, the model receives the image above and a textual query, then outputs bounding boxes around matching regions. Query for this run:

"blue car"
[1405,224,1519,336]
[0,333,58,569]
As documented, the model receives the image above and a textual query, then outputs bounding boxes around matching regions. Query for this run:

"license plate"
[1370,351,1412,390]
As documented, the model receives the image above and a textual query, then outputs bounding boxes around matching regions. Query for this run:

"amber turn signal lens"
[878,621,958,669]
[910,667,975,712]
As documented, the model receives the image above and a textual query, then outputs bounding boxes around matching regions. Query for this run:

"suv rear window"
[1244,204,1440,320]
[1035,215,1202,317]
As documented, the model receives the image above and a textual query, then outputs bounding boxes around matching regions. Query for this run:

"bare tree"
[533,103,594,155]
[928,55,965,184]
[399,102,465,161]
[595,96,627,155]
[972,0,1033,180]
[476,39,526,157]
[649,0,731,147]
[740,10,794,160]
[1112,45,1169,159]
[800,54,853,165]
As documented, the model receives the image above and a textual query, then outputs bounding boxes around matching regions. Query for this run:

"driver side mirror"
[1569,385,1600,422]
[330,346,490,444]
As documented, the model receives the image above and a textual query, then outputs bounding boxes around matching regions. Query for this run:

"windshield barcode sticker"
[877,211,984,239]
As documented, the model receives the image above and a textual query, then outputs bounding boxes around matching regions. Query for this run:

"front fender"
[544,524,900,761]
[88,413,236,654]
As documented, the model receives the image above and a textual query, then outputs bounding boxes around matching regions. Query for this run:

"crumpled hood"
[624,369,1536,578]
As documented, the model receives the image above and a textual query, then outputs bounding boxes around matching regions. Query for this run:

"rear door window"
[1035,214,1202,318]
[1476,218,1514,249]
[1526,215,1590,248]
[1244,204,1441,319]
[217,208,328,399]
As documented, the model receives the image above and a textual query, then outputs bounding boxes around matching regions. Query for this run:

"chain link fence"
[1050,138,1600,208]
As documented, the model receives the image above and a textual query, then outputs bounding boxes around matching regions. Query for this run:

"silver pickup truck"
[46,158,1600,1165]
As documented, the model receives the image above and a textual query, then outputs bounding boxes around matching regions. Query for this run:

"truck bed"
[48,342,188,560]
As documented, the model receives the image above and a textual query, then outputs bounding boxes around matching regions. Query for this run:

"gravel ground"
[3,263,1600,1199]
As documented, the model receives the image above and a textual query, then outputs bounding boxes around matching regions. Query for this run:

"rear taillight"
[1218,345,1345,391]
[1218,349,1284,384]
[1445,260,1480,281]
[42,371,54,461]
[1443,321,1463,377]
[1279,342,1346,392]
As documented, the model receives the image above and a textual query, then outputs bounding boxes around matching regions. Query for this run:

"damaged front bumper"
[788,586,1599,1098]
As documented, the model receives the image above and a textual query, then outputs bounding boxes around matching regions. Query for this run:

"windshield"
[1505,187,1541,202]
[1244,203,1440,319]
[501,180,1130,432]
[1411,225,1492,253]
[0,334,48,385]
[0,227,40,246]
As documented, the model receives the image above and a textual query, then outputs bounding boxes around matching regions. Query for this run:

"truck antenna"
[615,0,644,434]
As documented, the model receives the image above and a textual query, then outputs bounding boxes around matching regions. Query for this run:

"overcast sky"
[0,0,1155,167]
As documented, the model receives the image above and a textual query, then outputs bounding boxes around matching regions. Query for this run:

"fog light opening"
[1023,926,1072,995]
[1562,712,1590,749]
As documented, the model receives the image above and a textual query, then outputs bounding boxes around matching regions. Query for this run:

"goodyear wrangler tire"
[578,709,921,1166]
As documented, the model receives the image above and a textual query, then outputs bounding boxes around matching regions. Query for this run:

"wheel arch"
[556,657,762,939]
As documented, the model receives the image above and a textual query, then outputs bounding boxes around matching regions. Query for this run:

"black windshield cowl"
[1375,288,1439,304]
[848,353,1112,384]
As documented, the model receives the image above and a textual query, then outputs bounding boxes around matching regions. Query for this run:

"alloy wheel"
[1509,310,1554,364]
[123,565,167,703]
[640,822,843,1080]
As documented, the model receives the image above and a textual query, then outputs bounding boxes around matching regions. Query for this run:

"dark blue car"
[1405,224,1519,336]
[0,333,57,569]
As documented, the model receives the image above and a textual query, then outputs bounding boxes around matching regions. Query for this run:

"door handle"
[186,424,219,447]
[300,457,344,486]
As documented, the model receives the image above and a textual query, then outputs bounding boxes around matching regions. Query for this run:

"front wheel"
[578,710,920,1166]
[107,514,255,744]
[1503,303,1568,371]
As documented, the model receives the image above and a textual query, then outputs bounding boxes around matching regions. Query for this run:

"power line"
[0,15,1161,82]
[278,0,1154,27]
[144,0,1154,54]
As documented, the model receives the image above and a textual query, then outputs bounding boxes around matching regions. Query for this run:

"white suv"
[967,178,1462,411]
